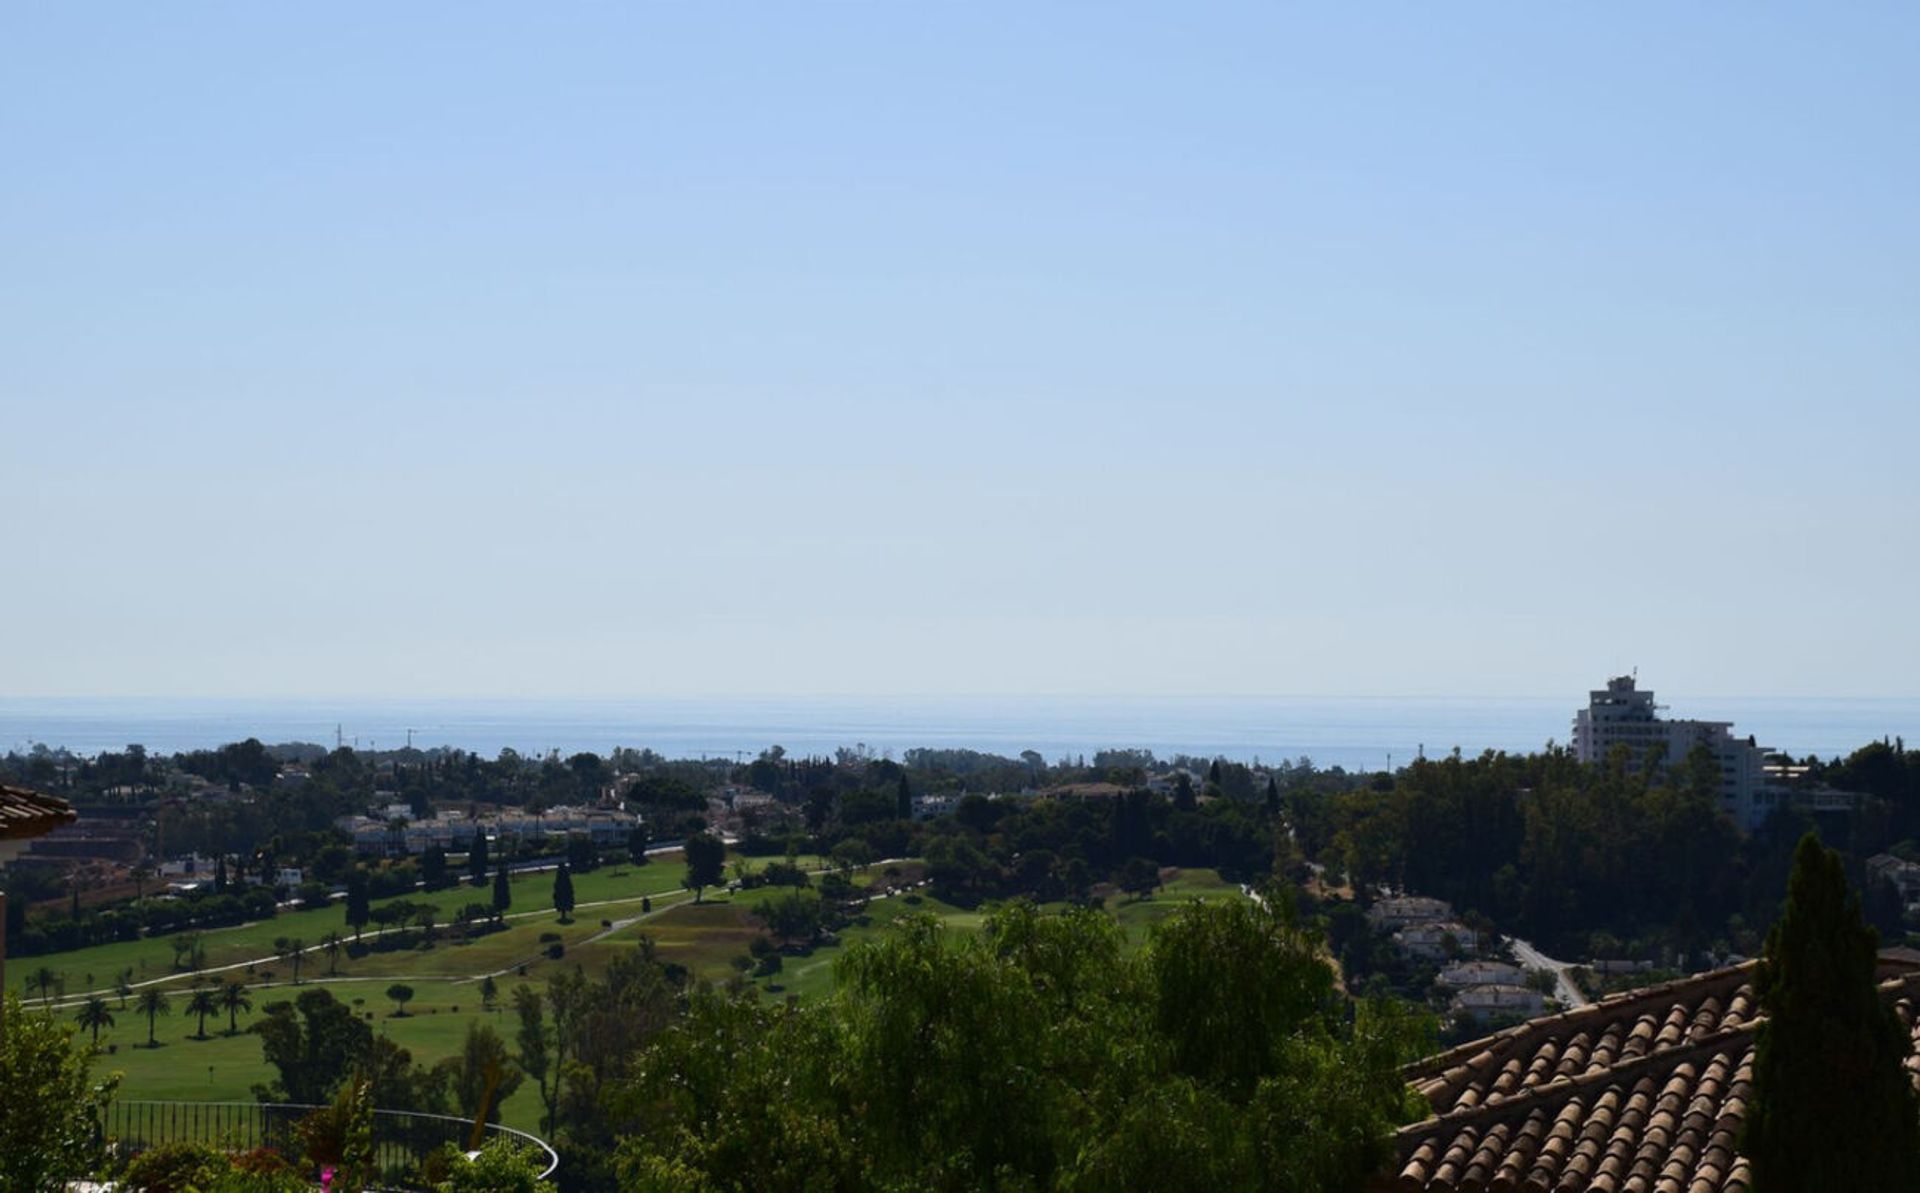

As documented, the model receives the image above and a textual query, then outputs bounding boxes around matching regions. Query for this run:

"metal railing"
[104,1099,558,1189]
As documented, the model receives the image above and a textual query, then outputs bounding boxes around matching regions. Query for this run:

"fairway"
[15,859,1245,1135]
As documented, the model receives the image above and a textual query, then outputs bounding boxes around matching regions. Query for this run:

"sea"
[1,695,1916,772]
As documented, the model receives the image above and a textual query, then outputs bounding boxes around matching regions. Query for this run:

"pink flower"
[320,1166,335,1190]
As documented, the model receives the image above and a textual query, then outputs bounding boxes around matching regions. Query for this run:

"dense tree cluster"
[1289,746,1837,959]
[614,897,1426,1191]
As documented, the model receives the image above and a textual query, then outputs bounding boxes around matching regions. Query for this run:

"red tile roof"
[1381,953,1920,1192]
[0,783,77,841]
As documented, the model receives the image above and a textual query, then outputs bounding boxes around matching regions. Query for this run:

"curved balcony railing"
[103,1099,559,1189]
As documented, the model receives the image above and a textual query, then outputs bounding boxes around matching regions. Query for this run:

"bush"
[0,995,118,1192]
[120,1142,224,1192]
[546,942,565,960]
[754,953,784,977]
[427,1139,556,1193]
[538,931,562,944]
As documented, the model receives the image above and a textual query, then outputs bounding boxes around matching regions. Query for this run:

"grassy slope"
[20,862,1244,1138]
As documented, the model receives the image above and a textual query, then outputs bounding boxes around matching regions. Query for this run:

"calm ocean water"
[1,695,1915,771]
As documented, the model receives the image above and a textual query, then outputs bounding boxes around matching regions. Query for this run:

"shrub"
[120,1142,224,1192]
[428,1139,555,1193]
[545,942,565,960]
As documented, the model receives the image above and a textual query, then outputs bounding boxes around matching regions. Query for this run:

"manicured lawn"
[15,859,1245,1139]
[43,976,548,1134]
[10,851,830,1004]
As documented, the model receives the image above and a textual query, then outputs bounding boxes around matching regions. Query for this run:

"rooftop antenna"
[336,724,344,750]
[406,728,418,750]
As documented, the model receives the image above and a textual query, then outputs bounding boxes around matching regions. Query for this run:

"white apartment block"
[1571,676,1779,830]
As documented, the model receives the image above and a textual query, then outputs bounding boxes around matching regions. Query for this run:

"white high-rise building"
[1571,676,1779,830]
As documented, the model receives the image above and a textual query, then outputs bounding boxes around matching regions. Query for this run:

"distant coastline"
[2,694,1914,771]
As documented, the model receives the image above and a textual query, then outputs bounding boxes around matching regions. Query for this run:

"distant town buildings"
[336,805,639,857]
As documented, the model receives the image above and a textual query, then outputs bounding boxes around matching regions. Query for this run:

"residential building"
[1451,982,1547,1022]
[1367,895,1454,931]
[1394,920,1480,962]
[1437,960,1527,989]
[1572,676,1778,830]
[1868,853,1920,913]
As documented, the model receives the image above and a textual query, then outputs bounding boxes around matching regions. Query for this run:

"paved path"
[1509,935,1590,1009]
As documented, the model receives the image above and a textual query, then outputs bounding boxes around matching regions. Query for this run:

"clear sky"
[4,5,1916,699]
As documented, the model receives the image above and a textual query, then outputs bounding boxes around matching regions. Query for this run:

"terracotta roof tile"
[0,783,76,840]
[1386,953,1920,1192]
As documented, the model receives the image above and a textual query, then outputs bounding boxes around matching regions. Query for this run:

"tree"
[480,975,499,1013]
[0,993,119,1192]
[1744,833,1920,1188]
[77,995,115,1045]
[114,969,133,1010]
[286,937,308,984]
[470,834,491,886]
[627,823,651,866]
[322,931,345,975]
[422,846,450,890]
[754,890,825,949]
[28,965,58,1009]
[214,854,229,895]
[253,987,371,1104]
[553,861,575,923]
[345,868,371,942]
[896,772,913,820]
[683,833,726,904]
[1265,776,1280,815]
[1119,856,1161,901]
[492,865,512,923]
[1172,771,1196,812]
[186,986,220,1039]
[434,1021,524,1124]
[513,984,562,1138]
[387,983,415,1017]
[135,987,169,1046]
[220,980,252,1035]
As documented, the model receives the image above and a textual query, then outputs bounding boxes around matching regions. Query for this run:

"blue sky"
[4,5,1916,698]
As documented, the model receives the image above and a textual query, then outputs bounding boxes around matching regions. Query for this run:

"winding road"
[1508,935,1590,1009]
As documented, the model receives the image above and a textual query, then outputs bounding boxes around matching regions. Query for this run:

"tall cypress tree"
[1174,772,1197,813]
[344,868,370,942]
[491,864,512,924]
[469,834,490,887]
[896,773,913,821]
[553,861,575,922]
[1744,833,1920,1188]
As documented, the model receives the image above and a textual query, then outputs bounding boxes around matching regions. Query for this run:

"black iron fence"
[104,1099,558,1189]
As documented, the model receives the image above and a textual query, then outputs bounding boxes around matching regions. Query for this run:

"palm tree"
[322,931,344,976]
[135,987,170,1047]
[77,996,114,1045]
[219,980,252,1035]
[29,965,59,1008]
[186,986,220,1039]
[286,937,308,984]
